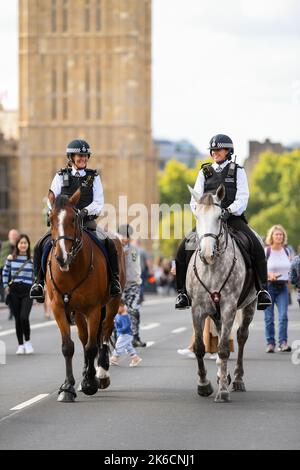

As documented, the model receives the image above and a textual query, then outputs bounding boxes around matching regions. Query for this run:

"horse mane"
[54,194,72,210]
[199,193,214,207]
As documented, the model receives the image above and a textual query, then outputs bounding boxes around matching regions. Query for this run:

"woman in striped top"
[2,234,35,355]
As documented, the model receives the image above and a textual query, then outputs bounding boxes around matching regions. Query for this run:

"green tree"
[247,149,300,248]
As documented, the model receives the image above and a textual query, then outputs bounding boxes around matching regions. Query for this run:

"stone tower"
[19,0,156,242]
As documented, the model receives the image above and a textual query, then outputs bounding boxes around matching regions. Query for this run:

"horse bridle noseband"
[51,209,83,265]
[197,203,228,261]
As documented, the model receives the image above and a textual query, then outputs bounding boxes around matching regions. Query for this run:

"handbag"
[5,259,31,305]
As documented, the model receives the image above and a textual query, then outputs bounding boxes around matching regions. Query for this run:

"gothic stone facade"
[19,0,157,243]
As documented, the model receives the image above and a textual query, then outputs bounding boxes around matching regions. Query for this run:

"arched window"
[96,67,101,119]
[62,0,68,32]
[51,0,57,32]
[84,0,90,32]
[96,0,102,31]
[51,69,57,120]
[85,67,90,119]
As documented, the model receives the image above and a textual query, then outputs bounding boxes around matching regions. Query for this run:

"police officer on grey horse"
[30,139,122,302]
[175,133,272,310]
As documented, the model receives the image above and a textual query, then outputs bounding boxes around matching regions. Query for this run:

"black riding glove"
[220,208,231,221]
[79,208,88,220]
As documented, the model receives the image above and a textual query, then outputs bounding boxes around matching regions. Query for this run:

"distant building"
[154,138,202,169]
[0,131,18,239]
[244,138,298,176]
[0,104,18,140]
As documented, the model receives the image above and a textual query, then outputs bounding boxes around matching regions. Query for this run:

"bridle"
[197,203,228,263]
[193,202,237,320]
[51,209,83,267]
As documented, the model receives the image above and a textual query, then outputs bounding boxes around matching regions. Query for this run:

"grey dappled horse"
[186,184,257,403]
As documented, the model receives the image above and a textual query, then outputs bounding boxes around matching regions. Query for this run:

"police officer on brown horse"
[30,139,122,302]
[175,133,272,310]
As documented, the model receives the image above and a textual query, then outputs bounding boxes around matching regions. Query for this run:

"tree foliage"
[247,150,300,248]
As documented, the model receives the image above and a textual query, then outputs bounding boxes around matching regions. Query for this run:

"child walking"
[110,303,142,367]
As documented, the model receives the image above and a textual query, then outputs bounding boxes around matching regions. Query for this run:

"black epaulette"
[58,167,71,176]
[201,162,213,179]
[85,169,99,177]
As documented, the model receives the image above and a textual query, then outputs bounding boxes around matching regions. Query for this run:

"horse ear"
[48,190,55,209]
[216,184,225,202]
[69,188,81,207]
[188,185,202,204]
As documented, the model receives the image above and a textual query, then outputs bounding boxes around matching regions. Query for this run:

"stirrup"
[175,292,191,310]
[257,289,272,310]
[30,283,45,300]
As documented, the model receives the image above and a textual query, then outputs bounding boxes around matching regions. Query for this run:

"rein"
[193,207,237,320]
[51,210,83,264]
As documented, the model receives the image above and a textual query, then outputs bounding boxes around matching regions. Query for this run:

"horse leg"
[81,307,101,396]
[193,309,214,397]
[75,312,88,392]
[97,299,119,389]
[53,306,77,403]
[215,310,235,403]
[232,300,256,392]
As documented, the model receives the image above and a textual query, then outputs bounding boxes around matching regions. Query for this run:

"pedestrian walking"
[2,234,34,354]
[110,303,142,367]
[0,229,20,318]
[289,244,300,309]
[264,225,292,353]
[117,224,146,347]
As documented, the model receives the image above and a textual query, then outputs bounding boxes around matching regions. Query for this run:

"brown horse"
[46,189,125,402]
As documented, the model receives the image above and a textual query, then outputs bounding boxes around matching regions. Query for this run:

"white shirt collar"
[71,167,86,176]
[212,160,230,171]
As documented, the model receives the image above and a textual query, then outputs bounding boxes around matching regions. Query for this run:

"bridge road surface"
[0,295,299,450]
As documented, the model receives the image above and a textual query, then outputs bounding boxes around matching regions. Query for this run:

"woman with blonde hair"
[264,225,292,353]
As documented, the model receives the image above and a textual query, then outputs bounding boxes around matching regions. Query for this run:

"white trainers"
[208,353,218,360]
[177,348,195,359]
[129,355,142,367]
[24,341,34,354]
[16,345,25,355]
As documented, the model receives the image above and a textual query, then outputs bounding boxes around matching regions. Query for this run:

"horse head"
[48,188,82,271]
[188,184,226,265]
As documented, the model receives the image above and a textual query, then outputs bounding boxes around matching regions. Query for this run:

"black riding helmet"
[208,134,234,159]
[66,139,91,159]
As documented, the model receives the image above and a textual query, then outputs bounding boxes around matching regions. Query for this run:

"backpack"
[265,246,290,260]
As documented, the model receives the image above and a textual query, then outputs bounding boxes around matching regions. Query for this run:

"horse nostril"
[55,255,65,267]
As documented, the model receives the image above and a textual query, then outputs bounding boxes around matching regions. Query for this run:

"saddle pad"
[41,229,109,274]
[228,229,252,268]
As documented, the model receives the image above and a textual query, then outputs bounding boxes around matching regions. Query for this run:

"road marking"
[143,298,174,306]
[10,394,49,411]
[171,327,187,334]
[0,321,56,338]
[140,322,160,331]
[146,341,155,347]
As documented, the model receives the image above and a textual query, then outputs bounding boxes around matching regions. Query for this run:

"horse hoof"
[214,391,231,403]
[77,383,82,392]
[57,391,76,403]
[232,381,246,392]
[99,377,111,390]
[197,382,214,397]
[81,378,99,396]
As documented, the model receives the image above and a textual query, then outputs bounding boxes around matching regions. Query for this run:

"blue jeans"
[264,283,289,345]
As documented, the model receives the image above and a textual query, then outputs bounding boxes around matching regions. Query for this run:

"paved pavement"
[0,294,299,450]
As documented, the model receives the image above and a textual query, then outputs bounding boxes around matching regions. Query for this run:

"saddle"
[228,227,255,307]
[41,229,109,274]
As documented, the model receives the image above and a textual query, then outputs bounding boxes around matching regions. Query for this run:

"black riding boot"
[254,260,272,310]
[175,237,192,309]
[105,238,122,297]
[30,241,45,303]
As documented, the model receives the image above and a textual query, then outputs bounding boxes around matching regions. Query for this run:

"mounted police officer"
[30,139,122,302]
[175,133,272,311]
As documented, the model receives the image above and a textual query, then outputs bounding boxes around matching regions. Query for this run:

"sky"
[1,0,300,162]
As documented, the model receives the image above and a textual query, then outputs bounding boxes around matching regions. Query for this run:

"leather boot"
[175,290,191,309]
